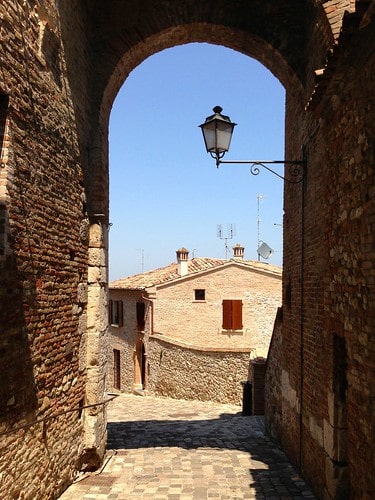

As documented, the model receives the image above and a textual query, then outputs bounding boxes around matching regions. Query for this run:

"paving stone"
[59,394,315,499]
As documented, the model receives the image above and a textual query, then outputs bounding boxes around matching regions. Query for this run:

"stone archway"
[84,0,327,465]
[81,1,335,461]
[63,1,373,497]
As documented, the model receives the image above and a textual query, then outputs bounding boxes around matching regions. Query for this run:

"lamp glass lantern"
[199,106,236,166]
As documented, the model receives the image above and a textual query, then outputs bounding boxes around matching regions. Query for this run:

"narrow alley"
[60,394,315,499]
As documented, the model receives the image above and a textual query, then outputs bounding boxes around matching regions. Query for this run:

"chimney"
[233,243,245,260]
[176,247,189,276]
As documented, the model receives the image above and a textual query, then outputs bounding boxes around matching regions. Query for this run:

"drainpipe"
[141,293,154,335]
[299,150,307,474]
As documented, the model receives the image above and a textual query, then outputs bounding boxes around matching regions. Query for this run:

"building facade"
[108,247,282,404]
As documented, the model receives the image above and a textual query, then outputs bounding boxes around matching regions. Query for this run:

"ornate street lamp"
[199,106,237,165]
[199,106,305,183]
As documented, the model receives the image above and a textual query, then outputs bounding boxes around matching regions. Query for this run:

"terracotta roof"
[110,257,282,290]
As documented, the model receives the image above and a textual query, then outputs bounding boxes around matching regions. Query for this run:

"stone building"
[108,247,282,405]
[0,1,374,498]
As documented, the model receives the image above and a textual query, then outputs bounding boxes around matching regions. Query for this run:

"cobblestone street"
[60,394,315,499]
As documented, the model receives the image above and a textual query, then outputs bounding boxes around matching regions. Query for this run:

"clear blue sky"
[109,43,285,281]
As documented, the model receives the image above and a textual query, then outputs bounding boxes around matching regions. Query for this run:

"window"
[113,349,121,390]
[194,289,205,301]
[222,300,243,330]
[136,302,145,331]
[109,300,123,326]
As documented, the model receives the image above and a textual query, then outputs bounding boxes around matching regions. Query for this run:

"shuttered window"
[136,302,145,331]
[222,299,243,330]
[109,300,123,326]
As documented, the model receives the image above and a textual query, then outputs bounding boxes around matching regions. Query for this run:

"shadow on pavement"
[107,412,264,451]
[106,413,315,498]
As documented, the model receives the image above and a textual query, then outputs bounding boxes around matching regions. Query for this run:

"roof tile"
[110,257,281,290]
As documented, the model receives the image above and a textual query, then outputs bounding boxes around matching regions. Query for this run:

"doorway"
[134,339,147,391]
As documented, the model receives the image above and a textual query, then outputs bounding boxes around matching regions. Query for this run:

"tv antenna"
[256,195,265,253]
[217,224,235,259]
[136,248,144,273]
[256,195,274,261]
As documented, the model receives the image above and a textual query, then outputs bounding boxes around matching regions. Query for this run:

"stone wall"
[0,1,107,498]
[148,336,252,405]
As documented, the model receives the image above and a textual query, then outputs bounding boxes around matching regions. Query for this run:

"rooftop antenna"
[136,248,144,273]
[217,223,235,259]
[255,195,274,261]
[256,195,265,261]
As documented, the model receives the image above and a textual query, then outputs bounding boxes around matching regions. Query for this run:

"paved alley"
[59,394,315,499]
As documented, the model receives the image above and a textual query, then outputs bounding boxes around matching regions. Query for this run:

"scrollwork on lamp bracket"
[213,157,305,184]
[200,106,306,184]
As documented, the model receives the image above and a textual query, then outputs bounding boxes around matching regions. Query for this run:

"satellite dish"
[257,242,274,259]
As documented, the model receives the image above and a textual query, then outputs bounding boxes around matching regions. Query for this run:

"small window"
[194,289,205,301]
[222,299,243,330]
[136,302,146,331]
[109,300,123,326]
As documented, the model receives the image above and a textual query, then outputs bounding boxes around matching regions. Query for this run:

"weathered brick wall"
[0,1,107,498]
[109,329,138,394]
[152,265,281,354]
[148,336,252,405]
[274,9,375,498]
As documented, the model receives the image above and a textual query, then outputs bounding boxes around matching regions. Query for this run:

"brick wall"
[0,1,107,498]
[153,265,281,354]
[272,8,375,498]
[107,289,144,394]
[264,308,283,439]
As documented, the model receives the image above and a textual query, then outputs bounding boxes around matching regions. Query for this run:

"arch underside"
[88,0,335,127]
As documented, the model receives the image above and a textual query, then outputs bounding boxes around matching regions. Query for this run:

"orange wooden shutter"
[232,300,243,330]
[222,300,232,329]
